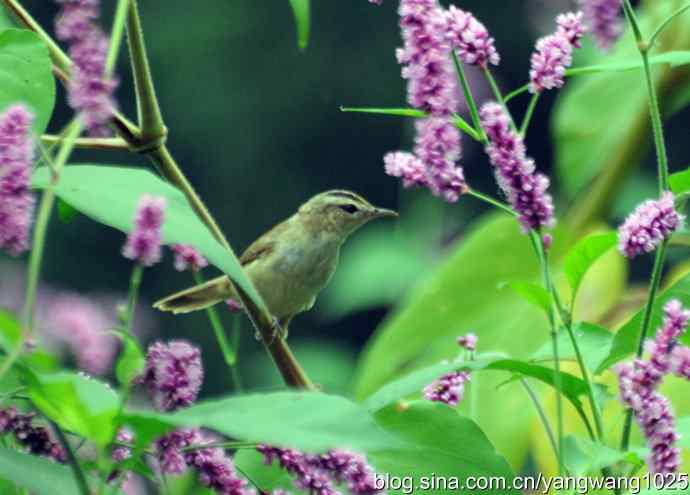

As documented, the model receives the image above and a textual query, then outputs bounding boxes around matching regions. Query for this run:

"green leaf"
[288,0,310,50]
[599,273,690,373]
[562,436,633,476]
[364,356,595,421]
[340,107,426,118]
[57,198,79,224]
[0,310,21,352]
[371,402,518,494]
[0,448,97,495]
[564,232,618,301]
[115,334,145,386]
[670,168,690,195]
[26,371,119,446]
[531,322,614,373]
[503,281,551,315]
[32,165,265,311]
[125,391,399,452]
[567,50,690,75]
[235,449,295,493]
[0,29,55,135]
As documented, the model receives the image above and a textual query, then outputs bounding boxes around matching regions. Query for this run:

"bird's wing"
[239,219,290,266]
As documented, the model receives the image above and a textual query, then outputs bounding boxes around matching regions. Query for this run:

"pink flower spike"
[172,244,208,273]
[557,11,587,48]
[445,6,500,68]
[123,195,166,266]
[579,0,624,51]
[143,340,203,412]
[618,192,683,259]
[423,370,470,407]
[0,104,36,256]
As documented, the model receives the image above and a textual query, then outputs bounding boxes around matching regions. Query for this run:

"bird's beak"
[371,207,399,219]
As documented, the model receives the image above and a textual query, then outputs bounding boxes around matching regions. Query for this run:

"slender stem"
[51,422,91,495]
[505,84,529,103]
[520,93,540,138]
[466,188,517,217]
[192,272,242,391]
[483,67,518,131]
[621,241,668,451]
[105,0,131,75]
[452,114,482,142]
[0,121,81,381]
[40,135,129,151]
[648,3,690,48]
[230,314,243,392]
[641,51,670,192]
[126,0,166,142]
[182,441,257,453]
[520,378,558,459]
[451,51,485,142]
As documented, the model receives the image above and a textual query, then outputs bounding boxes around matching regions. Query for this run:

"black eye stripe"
[338,204,359,214]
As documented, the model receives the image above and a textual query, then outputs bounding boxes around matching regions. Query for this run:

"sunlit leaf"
[288,0,310,50]
[503,281,551,315]
[564,232,618,301]
[531,322,614,373]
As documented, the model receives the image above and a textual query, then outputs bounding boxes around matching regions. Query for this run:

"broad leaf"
[0,29,55,135]
[0,309,20,352]
[371,402,518,494]
[364,356,595,417]
[32,165,264,310]
[503,281,551,315]
[125,391,399,452]
[0,448,107,495]
[599,273,690,373]
[288,0,310,50]
[26,371,119,446]
[531,322,614,373]
[115,334,145,386]
[235,449,295,493]
[562,436,631,476]
[670,168,690,195]
[564,232,618,301]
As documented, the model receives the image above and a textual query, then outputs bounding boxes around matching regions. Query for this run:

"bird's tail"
[153,275,235,314]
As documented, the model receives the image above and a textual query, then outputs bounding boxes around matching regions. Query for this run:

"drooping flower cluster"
[155,428,199,474]
[423,333,478,407]
[143,340,203,412]
[578,0,623,51]
[617,192,682,259]
[123,195,166,266]
[258,445,382,495]
[0,407,65,462]
[480,102,555,232]
[0,105,35,256]
[48,292,119,375]
[172,244,208,272]
[444,6,500,69]
[55,0,118,135]
[384,0,473,202]
[529,12,586,93]
[616,299,690,474]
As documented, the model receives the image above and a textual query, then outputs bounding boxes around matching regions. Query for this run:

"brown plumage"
[153,190,397,335]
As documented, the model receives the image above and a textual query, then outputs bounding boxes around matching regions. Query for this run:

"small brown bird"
[154,190,397,336]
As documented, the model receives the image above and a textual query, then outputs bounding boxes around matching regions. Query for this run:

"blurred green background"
[4,0,690,478]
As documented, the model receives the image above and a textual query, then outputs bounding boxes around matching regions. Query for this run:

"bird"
[154,190,397,337]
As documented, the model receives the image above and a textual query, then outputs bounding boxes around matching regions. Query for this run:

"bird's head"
[298,190,398,240]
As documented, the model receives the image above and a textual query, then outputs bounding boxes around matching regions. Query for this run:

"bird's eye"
[338,204,359,214]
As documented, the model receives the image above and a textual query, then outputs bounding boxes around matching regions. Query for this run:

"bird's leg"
[258,316,290,344]
[278,315,293,340]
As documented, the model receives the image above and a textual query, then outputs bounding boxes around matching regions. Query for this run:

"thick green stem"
[52,422,91,495]
[40,135,129,151]
[126,0,166,142]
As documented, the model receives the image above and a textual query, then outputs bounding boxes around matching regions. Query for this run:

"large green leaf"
[32,165,264,309]
[25,371,119,446]
[364,356,595,417]
[564,232,618,302]
[288,0,310,50]
[370,402,518,494]
[125,391,399,452]
[0,448,103,495]
[553,2,690,199]
[0,29,55,135]
[599,273,690,373]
